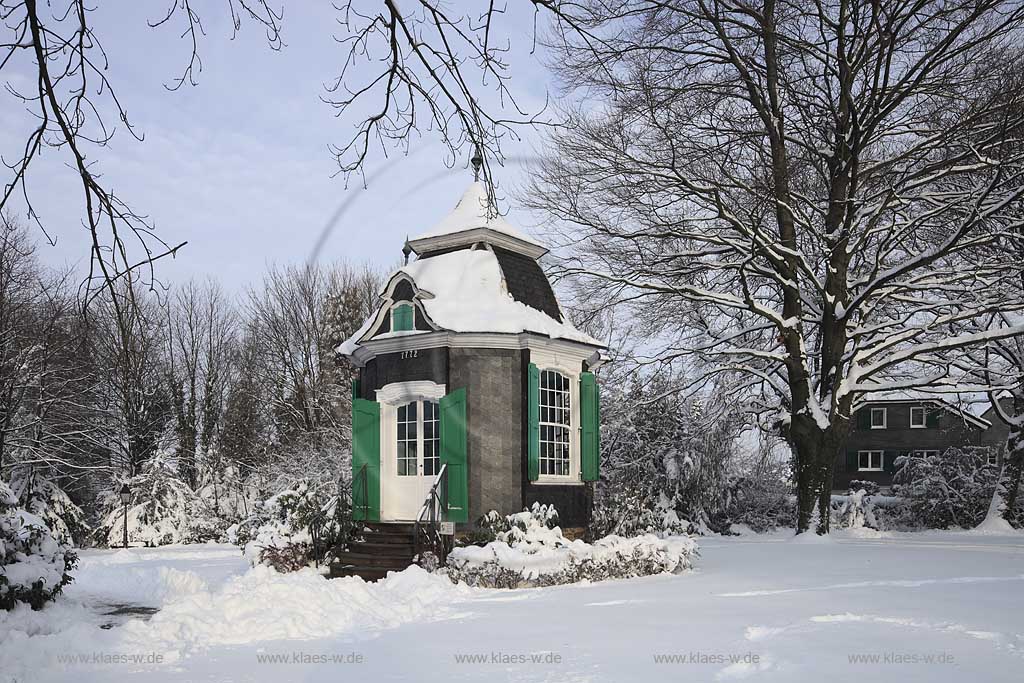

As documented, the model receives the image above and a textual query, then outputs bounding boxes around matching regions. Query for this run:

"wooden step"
[330,565,395,582]
[363,522,416,534]
[359,532,416,545]
[346,540,415,554]
[333,553,416,569]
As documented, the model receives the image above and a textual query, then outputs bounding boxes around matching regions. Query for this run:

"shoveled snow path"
[2,531,1023,682]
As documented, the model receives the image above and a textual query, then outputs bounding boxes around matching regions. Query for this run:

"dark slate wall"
[520,349,593,527]
[358,347,449,399]
[492,247,562,322]
[833,402,999,490]
[392,279,415,301]
[448,348,524,524]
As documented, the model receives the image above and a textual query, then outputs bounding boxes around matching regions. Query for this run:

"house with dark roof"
[834,396,1005,491]
[334,178,606,579]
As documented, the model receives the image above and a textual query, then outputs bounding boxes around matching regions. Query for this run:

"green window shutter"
[846,450,859,472]
[856,408,871,430]
[440,388,469,522]
[351,378,361,402]
[351,398,380,521]
[926,407,940,428]
[580,372,600,481]
[392,303,413,331]
[527,363,540,481]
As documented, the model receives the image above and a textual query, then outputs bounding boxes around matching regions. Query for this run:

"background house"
[834,396,1005,491]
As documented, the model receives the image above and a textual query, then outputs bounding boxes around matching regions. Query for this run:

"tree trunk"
[982,396,1023,529]
[999,421,1023,523]
[791,428,840,535]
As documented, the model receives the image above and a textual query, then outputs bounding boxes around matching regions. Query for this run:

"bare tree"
[165,279,237,488]
[522,1,1024,533]
[91,280,172,477]
[0,0,281,300]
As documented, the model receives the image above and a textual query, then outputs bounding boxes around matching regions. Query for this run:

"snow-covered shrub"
[832,489,878,529]
[893,447,998,529]
[596,373,748,535]
[95,454,203,547]
[0,479,77,610]
[724,474,796,533]
[590,487,700,538]
[446,506,698,588]
[230,481,351,571]
[8,470,89,546]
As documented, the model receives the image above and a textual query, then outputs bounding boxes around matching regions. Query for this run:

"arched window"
[539,370,571,476]
[396,399,439,476]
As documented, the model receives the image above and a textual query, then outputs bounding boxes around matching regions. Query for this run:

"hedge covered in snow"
[446,505,699,588]
[229,481,353,571]
[0,480,77,610]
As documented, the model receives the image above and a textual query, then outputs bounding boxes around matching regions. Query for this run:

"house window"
[391,303,414,331]
[912,449,939,458]
[858,450,884,471]
[987,450,999,466]
[870,407,887,429]
[539,370,571,477]
[423,401,440,476]
[395,399,439,476]
[910,406,926,429]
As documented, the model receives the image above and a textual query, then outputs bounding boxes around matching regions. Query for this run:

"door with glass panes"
[382,399,441,520]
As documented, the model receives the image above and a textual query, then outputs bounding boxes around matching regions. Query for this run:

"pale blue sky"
[1,2,555,291]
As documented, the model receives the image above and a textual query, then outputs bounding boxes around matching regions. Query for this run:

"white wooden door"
[381,399,441,521]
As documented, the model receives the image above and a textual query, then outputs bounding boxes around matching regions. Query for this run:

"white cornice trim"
[407,228,549,260]
[347,331,605,368]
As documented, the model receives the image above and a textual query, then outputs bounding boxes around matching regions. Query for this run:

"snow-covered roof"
[338,247,603,356]
[406,183,547,259]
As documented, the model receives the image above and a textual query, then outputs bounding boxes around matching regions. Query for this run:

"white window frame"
[393,399,440,477]
[531,348,582,485]
[858,450,884,472]
[910,406,926,429]
[912,449,939,458]
[988,450,999,467]
[538,369,572,479]
[870,407,887,430]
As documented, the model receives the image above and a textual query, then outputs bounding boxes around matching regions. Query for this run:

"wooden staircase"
[328,522,417,581]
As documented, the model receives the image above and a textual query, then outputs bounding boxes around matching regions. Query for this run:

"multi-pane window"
[870,407,887,429]
[910,406,926,428]
[539,370,571,476]
[396,400,439,477]
[858,450,884,471]
[423,401,440,476]
[396,402,418,476]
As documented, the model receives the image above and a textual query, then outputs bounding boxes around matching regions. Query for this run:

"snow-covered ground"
[2,530,1023,682]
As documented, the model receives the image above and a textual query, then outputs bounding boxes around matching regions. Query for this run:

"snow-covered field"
[2,530,1023,682]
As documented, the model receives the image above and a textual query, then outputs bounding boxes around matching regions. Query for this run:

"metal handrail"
[353,463,369,520]
[413,463,450,564]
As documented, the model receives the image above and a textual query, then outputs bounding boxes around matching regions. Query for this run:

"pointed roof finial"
[402,236,413,264]
[471,145,483,182]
